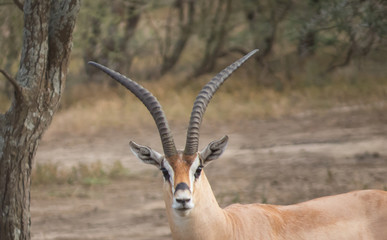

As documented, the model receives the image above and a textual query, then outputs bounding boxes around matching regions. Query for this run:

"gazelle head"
[128,136,228,217]
[89,49,258,217]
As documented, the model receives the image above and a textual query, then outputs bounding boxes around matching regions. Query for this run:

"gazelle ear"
[199,135,229,166]
[129,141,164,167]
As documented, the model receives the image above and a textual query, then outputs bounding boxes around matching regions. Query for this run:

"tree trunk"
[0,1,80,240]
[83,1,143,82]
[193,0,232,77]
[160,0,196,76]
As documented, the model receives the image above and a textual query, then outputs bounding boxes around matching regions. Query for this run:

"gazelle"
[89,50,387,240]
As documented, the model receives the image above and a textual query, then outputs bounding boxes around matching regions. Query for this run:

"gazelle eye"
[194,166,203,179]
[160,167,170,181]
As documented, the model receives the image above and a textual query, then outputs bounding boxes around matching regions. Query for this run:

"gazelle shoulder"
[223,203,284,223]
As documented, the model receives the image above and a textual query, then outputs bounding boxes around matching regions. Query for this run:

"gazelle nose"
[174,182,191,204]
[176,198,190,204]
[173,182,194,211]
[175,182,190,192]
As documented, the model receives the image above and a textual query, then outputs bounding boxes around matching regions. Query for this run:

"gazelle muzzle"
[173,182,194,211]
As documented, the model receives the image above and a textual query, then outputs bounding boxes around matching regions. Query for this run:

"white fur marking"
[189,155,201,192]
[163,160,175,190]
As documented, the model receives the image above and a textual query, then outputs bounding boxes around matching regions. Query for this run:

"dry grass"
[2,62,386,137]
[44,69,387,138]
[32,160,130,186]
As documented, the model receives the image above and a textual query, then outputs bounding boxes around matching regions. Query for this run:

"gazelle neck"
[163,172,229,240]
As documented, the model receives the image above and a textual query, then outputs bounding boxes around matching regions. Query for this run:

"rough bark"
[0,1,80,240]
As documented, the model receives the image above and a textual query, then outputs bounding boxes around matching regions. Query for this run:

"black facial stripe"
[160,167,170,181]
[175,182,190,192]
[194,165,203,179]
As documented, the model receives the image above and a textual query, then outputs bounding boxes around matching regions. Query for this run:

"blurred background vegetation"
[0,0,386,132]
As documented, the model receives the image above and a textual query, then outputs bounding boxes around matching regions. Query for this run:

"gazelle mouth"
[175,206,192,212]
[174,206,193,217]
[176,206,191,210]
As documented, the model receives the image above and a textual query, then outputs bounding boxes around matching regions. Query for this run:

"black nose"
[175,182,190,192]
[176,198,190,204]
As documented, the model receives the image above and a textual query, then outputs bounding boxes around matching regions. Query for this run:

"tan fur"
[164,170,387,240]
[168,154,193,189]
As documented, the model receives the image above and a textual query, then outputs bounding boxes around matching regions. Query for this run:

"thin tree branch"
[0,1,23,10]
[13,0,23,11]
[326,39,356,73]
[0,69,23,96]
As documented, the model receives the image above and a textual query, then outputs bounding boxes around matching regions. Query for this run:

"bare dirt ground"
[31,107,387,240]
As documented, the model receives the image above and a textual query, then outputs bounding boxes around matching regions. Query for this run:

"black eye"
[160,167,170,181]
[194,166,203,179]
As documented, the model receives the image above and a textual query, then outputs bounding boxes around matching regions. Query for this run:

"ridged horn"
[88,61,178,157]
[184,49,259,156]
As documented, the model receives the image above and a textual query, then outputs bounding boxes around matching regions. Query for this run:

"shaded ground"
[32,107,387,239]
